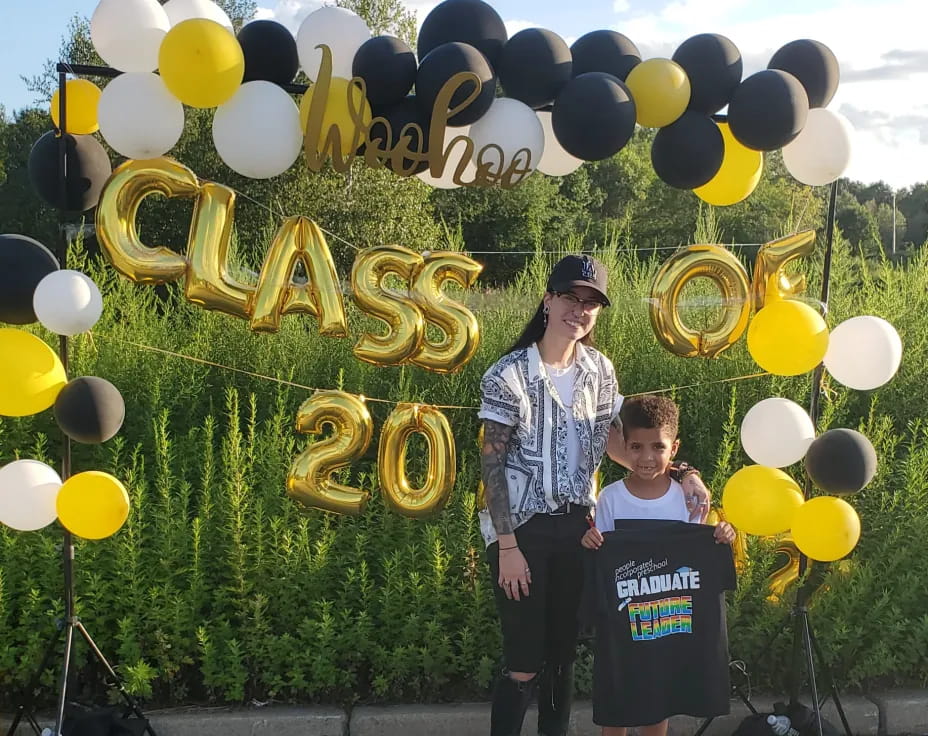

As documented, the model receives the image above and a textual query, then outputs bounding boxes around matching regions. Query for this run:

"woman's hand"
[714,521,736,545]
[682,472,711,523]
[581,527,604,550]
[498,546,532,600]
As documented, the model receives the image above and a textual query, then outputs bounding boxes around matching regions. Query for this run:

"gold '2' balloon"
[351,245,425,365]
[287,391,373,515]
[379,403,456,518]
[649,244,751,358]
[752,231,816,310]
[410,252,482,373]
[766,534,802,603]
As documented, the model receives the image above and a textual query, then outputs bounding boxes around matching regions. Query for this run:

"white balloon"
[741,397,816,468]
[90,0,170,73]
[162,0,233,31]
[0,460,62,532]
[467,98,545,185]
[824,316,903,390]
[297,6,371,82]
[33,270,103,336]
[417,125,474,189]
[213,81,303,179]
[782,108,854,186]
[98,73,185,159]
[536,110,583,177]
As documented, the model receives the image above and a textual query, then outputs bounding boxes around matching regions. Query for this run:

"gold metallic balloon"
[378,403,456,519]
[185,182,255,320]
[351,245,425,366]
[752,231,816,310]
[287,391,373,516]
[251,217,348,335]
[707,505,749,574]
[95,158,195,284]
[766,534,801,603]
[410,252,482,373]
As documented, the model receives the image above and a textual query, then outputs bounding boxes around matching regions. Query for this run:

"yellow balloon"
[50,79,102,134]
[625,58,690,128]
[300,77,372,158]
[158,19,244,108]
[56,471,130,540]
[0,329,67,417]
[747,299,829,376]
[694,122,763,206]
[722,465,805,536]
[791,496,861,562]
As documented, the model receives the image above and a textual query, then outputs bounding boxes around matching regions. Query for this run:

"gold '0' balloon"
[706,506,749,574]
[766,534,801,603]
[752,231,816,311]
[351,245,425,365]
[649,244,751,358]
[95,158,194,284]
[410,252,482,373]
[287,391,373,515]
[379,403,456,518]
[251,217,347,336]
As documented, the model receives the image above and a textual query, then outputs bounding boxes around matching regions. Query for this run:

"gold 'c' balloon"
[766,534,801,603]
[649,244,751,358]
[287,391,373,515]
[752,231,816,310]
[251,217,347,335]
[185,182,255,319]
[410,252,482,373]
[95,158,195,284]
[706,506,749,574]
[379,403,456,519]
[351,245,425,365]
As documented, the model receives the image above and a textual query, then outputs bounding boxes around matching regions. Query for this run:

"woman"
[479,254,709,736]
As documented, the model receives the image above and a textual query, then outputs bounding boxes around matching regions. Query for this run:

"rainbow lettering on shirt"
[628,596,693,640]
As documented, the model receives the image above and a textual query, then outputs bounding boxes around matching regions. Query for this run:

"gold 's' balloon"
[379,403,456,519]
[287,391,373,515]
[752,231,816,310]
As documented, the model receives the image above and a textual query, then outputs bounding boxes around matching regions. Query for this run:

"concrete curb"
[867,690,928,736]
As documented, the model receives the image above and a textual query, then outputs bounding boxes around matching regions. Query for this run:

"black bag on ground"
[61,703,149,736]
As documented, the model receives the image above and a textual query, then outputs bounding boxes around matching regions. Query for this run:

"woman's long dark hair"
[508,294,596,354]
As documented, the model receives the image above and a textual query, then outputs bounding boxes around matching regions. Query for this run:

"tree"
[336,0,418,45]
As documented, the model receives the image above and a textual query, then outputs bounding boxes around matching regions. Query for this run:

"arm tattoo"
[481,419,514,536]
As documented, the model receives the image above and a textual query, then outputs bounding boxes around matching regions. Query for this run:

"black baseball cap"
[547,255,611,306]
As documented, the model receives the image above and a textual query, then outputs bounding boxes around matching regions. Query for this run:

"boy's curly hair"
[620,396,679,440]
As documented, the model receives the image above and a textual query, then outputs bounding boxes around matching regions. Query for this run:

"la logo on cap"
[581,258,596,280]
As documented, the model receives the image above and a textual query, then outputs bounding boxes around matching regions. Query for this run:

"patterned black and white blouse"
[478,342,623,547]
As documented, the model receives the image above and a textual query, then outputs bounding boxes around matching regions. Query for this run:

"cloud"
[843,49,928,83]
[504,19,538,36]
[613,0,631,12]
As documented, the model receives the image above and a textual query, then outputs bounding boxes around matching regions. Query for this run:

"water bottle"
[767,714,800,736]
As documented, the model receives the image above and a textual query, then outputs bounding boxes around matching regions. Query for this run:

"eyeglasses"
[555,291,607,314]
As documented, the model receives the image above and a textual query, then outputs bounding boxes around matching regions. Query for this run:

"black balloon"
[238,20,299,86]
[672,33,742,115]
[0,234,59,325]
[768,39,839,108]
[728,70,809,151]
[570,30,640,81]
[552,72,636,161]
[353,36,417,108]
[417,0,508,70]
[805,428,877,496]
[28,131,112,212]
[499,28,572,109]
[651,112,724,189]
[54,377,126,445]
[368,96,430,174]
[416,41,496,127]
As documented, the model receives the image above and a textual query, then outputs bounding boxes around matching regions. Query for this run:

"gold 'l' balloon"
[379,403,456,518]
[251,217,348,336]
[95,158,194,284]
[287,391,373,515]
[185,182,254,319]
[410,252,482,373]
[351,245,425,365]
[752,230,816,310]
[649,244,751,358]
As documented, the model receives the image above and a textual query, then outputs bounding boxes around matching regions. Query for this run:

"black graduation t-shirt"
[588,520,737,727]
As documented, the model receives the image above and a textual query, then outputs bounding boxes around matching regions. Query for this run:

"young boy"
[582,395,736,736]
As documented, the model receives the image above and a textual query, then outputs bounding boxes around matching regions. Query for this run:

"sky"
[3,0,928,188]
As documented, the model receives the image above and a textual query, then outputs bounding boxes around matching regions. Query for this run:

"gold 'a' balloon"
[251,217,347,336]
[95,158,194,284]
[649,244,752,358]
[351,245,425,365]
[287,391,373,515]
[706,506,749,574]
[752,231,816,310]
[379,403,456,518]
[410,252,482,373]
